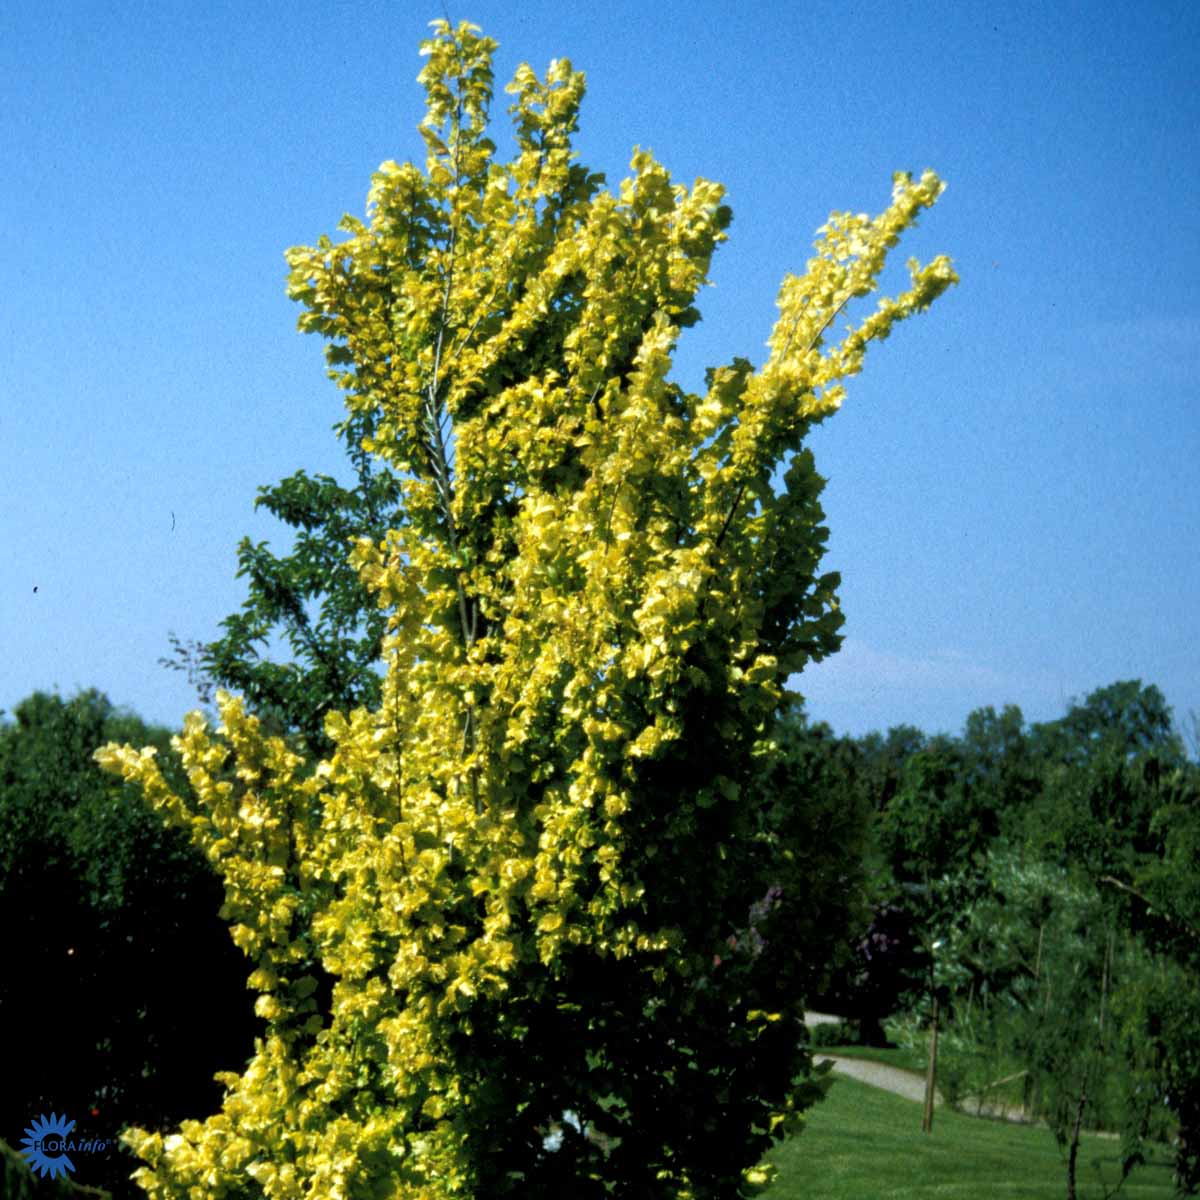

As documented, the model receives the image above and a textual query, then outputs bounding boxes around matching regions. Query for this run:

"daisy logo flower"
[20,1112,77,1179]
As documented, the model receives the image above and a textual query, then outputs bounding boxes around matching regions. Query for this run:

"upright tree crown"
[99,20,956,1199]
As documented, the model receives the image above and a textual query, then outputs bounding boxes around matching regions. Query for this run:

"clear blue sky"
[2,0,1197,743]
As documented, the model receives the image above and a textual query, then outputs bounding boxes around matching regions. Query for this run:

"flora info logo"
[19,1112,109,1180]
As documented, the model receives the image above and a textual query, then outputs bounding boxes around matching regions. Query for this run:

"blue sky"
[2,0,1197,743]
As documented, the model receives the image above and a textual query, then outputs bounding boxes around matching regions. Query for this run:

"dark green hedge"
[0,690,259,1199]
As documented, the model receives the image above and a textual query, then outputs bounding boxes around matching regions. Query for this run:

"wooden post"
[921,992,939,1134]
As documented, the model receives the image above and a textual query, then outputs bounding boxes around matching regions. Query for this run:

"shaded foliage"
[0,690,257,1200]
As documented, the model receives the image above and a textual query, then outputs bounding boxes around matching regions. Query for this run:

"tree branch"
[1099,875,1200,942]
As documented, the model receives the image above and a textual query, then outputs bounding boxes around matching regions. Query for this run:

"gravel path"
[804,1013,1034,1122]
[815,1056,1037,1123]
[816,1060,936,1104]
[804,1013,936,1104]
[803,1010,842,1026]
[815,1054,937,1105]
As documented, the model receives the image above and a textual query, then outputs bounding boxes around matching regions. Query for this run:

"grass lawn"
[765,1075,1177,1200]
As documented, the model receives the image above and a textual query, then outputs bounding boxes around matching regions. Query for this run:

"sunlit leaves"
[96,16,954,1200]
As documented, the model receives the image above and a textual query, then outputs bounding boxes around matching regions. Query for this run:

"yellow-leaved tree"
[98,20,956,1199]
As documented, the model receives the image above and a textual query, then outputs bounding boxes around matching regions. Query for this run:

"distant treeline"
[1,680,1196,1196]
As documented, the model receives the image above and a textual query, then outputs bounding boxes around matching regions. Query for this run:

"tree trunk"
[922,993,939,1134]
[1066,1085,1087,1200]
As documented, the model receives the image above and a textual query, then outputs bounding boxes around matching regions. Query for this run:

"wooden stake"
[922,993,939,1134]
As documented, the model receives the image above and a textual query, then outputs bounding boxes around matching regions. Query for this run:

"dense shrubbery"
[0,690,258,1199]
[6,677,1196,1198]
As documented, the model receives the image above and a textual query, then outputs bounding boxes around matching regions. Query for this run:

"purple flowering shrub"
[712,885,785,968]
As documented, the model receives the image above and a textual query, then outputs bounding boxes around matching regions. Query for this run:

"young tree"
[930,739,1200,1197]
[984,863,1132,1199]
[97,20,955,1199]
[1098,758,1200,1194]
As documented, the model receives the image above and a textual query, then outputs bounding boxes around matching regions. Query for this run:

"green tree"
[1183,709,1199,762]
[97,20,956,1198]
[1031,680,1186,770]
[162,409,402,757]
[0,690,258,1200]
[856,723,927,814]
[880,707,1040,894]
[876,742,989,988]
[752,708,874,1015]
[959,704,1041,838]
[933,851,1157,1199]
[942,690,1199,1195]
[828,724,936,1034]
[1098,758,1200,1193]
[879,742,970,886]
